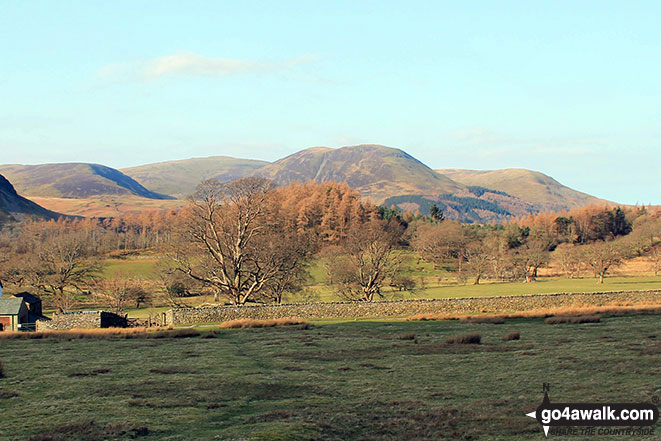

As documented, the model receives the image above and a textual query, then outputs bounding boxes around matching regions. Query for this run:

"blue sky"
[1,1,659,204]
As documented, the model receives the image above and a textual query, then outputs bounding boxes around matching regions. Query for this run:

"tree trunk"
[473,274,481,285]
[598,273,604,284]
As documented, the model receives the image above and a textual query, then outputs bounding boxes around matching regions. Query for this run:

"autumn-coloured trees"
[0,177,656,311]
[517,205,633,244]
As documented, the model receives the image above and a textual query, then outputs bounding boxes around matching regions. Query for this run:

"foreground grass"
[1,316,659,440]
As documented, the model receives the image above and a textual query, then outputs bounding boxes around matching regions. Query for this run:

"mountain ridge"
[0,145,611,222]
[438,168,604,212]
[0,173,63,225]
[0,163,174,200]
[121,156,269,198]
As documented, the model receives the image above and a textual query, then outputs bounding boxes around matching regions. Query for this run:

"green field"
[98,255,661,314]
[1,315,659,440]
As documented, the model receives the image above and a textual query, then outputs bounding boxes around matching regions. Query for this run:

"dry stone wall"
[166,289,661,325]
[36,311,127,331]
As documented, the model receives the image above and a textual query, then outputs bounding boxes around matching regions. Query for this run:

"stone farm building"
[0,297,29,332]
[0,292,45,332]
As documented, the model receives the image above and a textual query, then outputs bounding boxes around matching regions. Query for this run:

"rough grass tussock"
[407,303,661,322]
[0,327,200,340]
[446,333,481,345]
[503,331,520,341]
[545,315,601,325]
[68,368,111,377]
[27,420,149,441]
[460,316,505,324]
[219,318,308,329]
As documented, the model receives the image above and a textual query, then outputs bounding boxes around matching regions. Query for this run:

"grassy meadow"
[1,314,659,440]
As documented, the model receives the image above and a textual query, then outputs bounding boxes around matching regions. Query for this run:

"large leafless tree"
[584,240,622,284]
[329,218,404,302]
[170,177,310,305]
[19,222,101,312]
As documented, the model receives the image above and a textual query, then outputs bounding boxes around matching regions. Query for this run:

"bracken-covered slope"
[256,145,462,203]
[0,163,174,200]
[0,174,62,225]
[437,168,604,212]
[121,156,269,198]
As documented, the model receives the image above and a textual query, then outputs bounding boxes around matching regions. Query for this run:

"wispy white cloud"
[98,52,314,82]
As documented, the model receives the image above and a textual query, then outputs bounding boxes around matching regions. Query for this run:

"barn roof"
[0,297,24,315]
[13,292,41,304]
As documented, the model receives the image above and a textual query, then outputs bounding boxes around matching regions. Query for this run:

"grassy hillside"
[1,315,658,440]
[0,163,173,200]
[256,145,463,203]
[121,156,269,198]
[30,196,184,218]
[438,168,604,212]
[0,173,63,225]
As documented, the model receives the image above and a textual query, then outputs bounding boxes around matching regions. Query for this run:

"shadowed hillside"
[438,168,604,212]
[121,156,269,198]
[256,145,462,203]
[0,163,174,200]
[383,186,540,223]
[0,174,62,225]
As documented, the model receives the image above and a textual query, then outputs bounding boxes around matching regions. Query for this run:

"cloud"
[98,52,314,82]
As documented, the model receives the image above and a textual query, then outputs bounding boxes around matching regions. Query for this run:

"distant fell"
[0,173,62,225]
[1,145,610,223]
[121,156,269,198]
[256,144,462,203]
[0,163,174,200]
[438,168,604,212]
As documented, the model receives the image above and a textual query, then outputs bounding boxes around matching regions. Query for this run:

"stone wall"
[36,311,127,331]
[166,289,661,325]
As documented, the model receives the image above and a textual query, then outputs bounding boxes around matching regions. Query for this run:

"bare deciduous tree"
[411,222,466,267]
[649,246,660,276]
[461,241,491,285]
[329,219,404,302]
[20,222,101,311]
[584,240,622,284]
[170,177,310,305]
[93,274,147,313]
[511,228,554,283]
[255,233,311,304]
[553,243,584,279]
